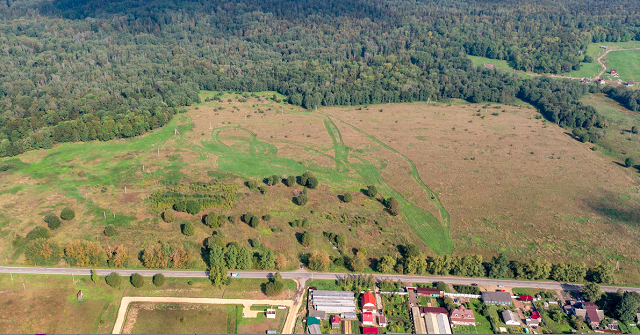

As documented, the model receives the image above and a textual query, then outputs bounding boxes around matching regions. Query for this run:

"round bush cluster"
[60,207,75,220]
[44,213,62,230]
[104,225,116,237]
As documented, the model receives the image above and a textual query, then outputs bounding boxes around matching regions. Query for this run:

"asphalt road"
[1,266,638,294]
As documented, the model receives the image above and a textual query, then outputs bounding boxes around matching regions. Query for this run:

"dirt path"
[112,296,295,334]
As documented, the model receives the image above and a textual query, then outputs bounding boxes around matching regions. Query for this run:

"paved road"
[2,266,639,294]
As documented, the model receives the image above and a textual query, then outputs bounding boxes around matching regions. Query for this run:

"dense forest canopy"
[1,0,639,156]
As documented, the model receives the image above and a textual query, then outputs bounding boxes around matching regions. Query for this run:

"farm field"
[0,273,294,334]
[1,91,640,281]
[321,100,640,283]
[604,50,640,82]
[126,303,237,334]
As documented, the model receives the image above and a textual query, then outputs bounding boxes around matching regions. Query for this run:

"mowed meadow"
[1,91,639,282]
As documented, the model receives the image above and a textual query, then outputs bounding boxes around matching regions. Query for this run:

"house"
[362,327,379,334]
[636,312,640,323]
[501,310,521,326]
[569,302,605,329]
[519,295,533,302]
[310,290,356,314]
[362,292,377,313]
[582,78,591,84]
[307,317,321,326]
[266,330,278,335]
[598,78,606,85]
[362,312,374,326]
[450,305,476,326]
[330,315,341,329]
[611,69,618,76]
[481,291,513,305]
[525,310,541,327]
[307,324,322,334]
[627,81,635,87]
[378,314,387,328]
[416,287,441,297]
[308,310,327,320]
[266,309,276,319]
[601,45,608,49]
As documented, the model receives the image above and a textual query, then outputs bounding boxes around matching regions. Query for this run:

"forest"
[1,0,640,156]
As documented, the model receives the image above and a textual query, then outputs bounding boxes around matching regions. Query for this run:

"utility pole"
[10,273,12,281]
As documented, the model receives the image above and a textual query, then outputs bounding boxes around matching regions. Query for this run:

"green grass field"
[130,304,237,334]
[0,272,295,333]
[605,50,640,82]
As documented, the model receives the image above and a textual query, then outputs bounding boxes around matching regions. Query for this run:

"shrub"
[204,212,223,228]
[295,194,308,206]
[104,225,116,237]
[258,186,267,194]
[60,207,75,220]
[385,197,401,216]
[153,273,166,287]
[130,273,144,288]
[262,214,272,221]
[342,193,353,203]
[26,227,50,240]
[105,272,122,288]
[306,176,319,189]
[182,222,195,236]
[246,180,258,190]
[173,201,186,212]
[44,213,62,230]
[162,210,176,223]
[625,157,636,168]
[185,200,201,215]
[25,238,62,266]
[300,231,311,247]
[284,176,295,187]
[367,185,378,197]
[633,126,638,134]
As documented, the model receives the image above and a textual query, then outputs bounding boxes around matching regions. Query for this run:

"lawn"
[537,306,574,334]
[629,325,640,334]
[236,306,287,334]
[307,279,343,291]
[452,325,479,334]
[468,299,495,334]
[129,303,237,334]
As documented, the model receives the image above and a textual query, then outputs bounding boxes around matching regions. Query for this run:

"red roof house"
[362,292,376,313]
[531,311,541,319]
[419,307,448,316]
[416,287,441,297]
[519,295,533,302]
[330,315,341,329]
[363,327,379,334]
[362,312,374,325]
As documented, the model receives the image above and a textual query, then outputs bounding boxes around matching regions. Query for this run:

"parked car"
[230,273,240,277]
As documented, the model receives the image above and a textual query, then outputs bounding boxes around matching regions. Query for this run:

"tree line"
[2,0,634,156]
